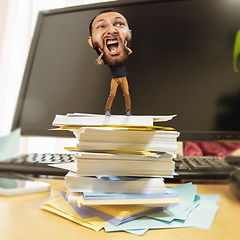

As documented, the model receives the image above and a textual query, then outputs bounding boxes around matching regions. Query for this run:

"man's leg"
[105,78,119,112]
[119,77,131,112]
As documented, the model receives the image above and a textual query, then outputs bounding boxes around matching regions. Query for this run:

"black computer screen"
[12,0,240,141]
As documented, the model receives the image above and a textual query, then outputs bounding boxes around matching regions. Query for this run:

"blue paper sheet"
[0,128,20,161]
[184,194,219,229]
[147,182,197,222]
[104,185,220,235]
[104,183,198,232]
[120,195,201,236]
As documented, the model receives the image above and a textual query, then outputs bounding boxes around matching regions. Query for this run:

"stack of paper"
[48,113,186,231]
[42,114,220,235]
[51,113,180,193]
[70,152,176,177]
[71,126,180,153]
[65,174,167,194]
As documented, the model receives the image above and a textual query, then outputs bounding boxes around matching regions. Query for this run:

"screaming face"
[88,11,132,66]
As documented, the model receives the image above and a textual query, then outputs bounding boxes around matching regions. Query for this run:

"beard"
[93,37,130,67]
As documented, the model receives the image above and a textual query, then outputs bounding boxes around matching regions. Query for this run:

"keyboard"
[0,153,75,177]
[173,155,237,180]
[0,153,237,180]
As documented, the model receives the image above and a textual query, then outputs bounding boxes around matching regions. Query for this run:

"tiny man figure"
[88,10,132,116]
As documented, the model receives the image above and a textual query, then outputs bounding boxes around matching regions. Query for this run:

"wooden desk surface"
[0,179,239,240]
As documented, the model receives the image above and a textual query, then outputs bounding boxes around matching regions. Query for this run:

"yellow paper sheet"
[41,197,108,231]
[64,147,163,156]
[50,125,174,131]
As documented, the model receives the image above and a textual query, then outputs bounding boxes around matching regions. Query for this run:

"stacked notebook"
[50,113,181,225]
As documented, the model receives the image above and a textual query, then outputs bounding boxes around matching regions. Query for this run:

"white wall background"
[0,0,115,154]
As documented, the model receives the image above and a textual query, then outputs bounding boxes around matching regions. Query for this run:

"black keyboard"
[0,153,237,180]
[0,153,75,177]
[173,155,237,180]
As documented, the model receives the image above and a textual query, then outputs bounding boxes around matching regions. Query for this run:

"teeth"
[107,40,118,45]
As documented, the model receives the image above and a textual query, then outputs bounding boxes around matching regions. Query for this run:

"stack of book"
[51,113,180,213]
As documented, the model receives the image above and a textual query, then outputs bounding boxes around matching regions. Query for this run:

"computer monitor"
[11,0,240,141]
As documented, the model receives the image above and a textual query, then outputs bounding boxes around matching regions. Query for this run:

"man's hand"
[95,48,105,65]
[125,40,132,56]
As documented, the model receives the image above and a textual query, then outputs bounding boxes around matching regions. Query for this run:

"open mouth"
[106,38,119,55]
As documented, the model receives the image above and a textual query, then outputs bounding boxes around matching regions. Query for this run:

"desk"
[0,179,239,240]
